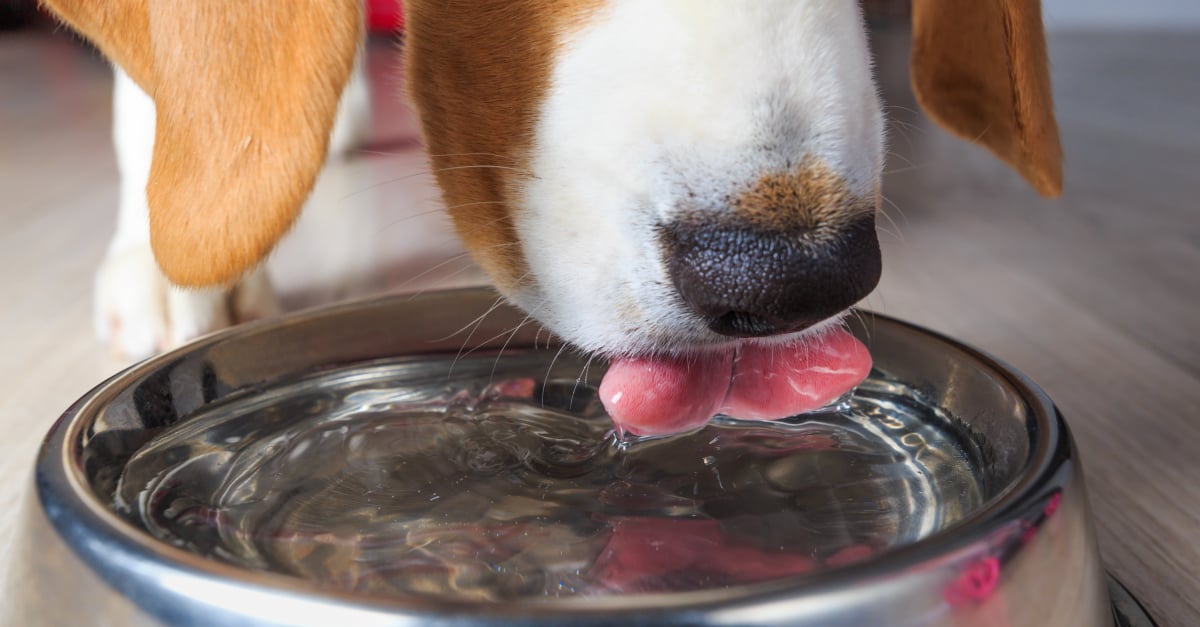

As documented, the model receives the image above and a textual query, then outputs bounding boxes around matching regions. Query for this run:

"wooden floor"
[1,29,1197,626]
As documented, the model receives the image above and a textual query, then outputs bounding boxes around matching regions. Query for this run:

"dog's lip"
[605,311,851,361]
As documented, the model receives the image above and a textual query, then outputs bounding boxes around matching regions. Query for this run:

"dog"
[43,0,1061,374]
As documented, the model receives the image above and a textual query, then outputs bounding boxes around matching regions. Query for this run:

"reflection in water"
[115,352,981,601]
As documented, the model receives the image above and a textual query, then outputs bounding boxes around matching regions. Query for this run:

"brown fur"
[403,0,602,293]
[40,0,1060,291]
[911,0,1063,197]
[729,158,876,233]
[41,0,361,287]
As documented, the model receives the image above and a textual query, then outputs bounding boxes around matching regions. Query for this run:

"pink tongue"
[599,329,871,436]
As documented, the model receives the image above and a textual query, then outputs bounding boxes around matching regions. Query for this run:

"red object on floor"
[367,0,404,32]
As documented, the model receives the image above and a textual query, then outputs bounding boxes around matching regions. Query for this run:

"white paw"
[93,246,279,361]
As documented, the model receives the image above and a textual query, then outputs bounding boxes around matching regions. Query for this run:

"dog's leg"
[330,50,372,157]
[94,68,281,360]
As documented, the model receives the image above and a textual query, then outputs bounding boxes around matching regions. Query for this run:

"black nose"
[660,215,881,337]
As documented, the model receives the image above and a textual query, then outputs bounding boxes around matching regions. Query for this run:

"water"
[114,351,984,601]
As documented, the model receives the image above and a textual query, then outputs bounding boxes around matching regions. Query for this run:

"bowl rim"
[36,288,1068,621]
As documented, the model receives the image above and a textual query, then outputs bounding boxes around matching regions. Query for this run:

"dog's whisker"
[885,116,925,131]
[437,292,506,344]
[884,124,919,154]
[488,313,538,383]
[875,225,903,244]
[447,293,511,376]
[541,343,571,407]
[462,295,540,362]
[533,315,557,351]
[570,353,598,410]
[884,116,927,135]
[339,170,439,200]
[396,240,525,299]
[483,287,544,378]
[875,208,906,245]
[878,192,908,219]
[882,104,925,118]
[377,207,450,231]
[882,162,933,176]
[349,147,422,158]
[458,212,524,234]
[355,147,522,166]
[858,290,889,324]
[431,164,532,175]
[377,199,512,235]
[402,261,486,300]
[441,199,512,211]
[339,162,533,203]
[849,308,873,346]
[882,148,920,171]
[424,151,517,162]
[395,252,475,293]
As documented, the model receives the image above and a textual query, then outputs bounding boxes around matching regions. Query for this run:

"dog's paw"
[93,246,280,361]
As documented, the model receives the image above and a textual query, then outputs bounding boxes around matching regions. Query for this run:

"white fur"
[511,0,883,358]
[97,60,369,360]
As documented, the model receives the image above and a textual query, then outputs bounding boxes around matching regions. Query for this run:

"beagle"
[44,0,1061,432]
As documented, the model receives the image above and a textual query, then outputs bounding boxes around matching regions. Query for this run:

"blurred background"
[1,1,1197,625]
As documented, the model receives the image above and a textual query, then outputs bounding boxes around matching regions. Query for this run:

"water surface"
[115,352,982,601]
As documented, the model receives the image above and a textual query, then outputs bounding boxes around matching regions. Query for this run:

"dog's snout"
[661,215,881,337]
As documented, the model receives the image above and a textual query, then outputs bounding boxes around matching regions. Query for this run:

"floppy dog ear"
[42,0,361,286]
[910,0,1063,197]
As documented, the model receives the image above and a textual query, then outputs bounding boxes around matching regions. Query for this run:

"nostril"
[711,311,776,337]
[661,214,881,337]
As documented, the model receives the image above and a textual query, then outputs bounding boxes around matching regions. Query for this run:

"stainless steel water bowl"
[7,289,1155,626]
